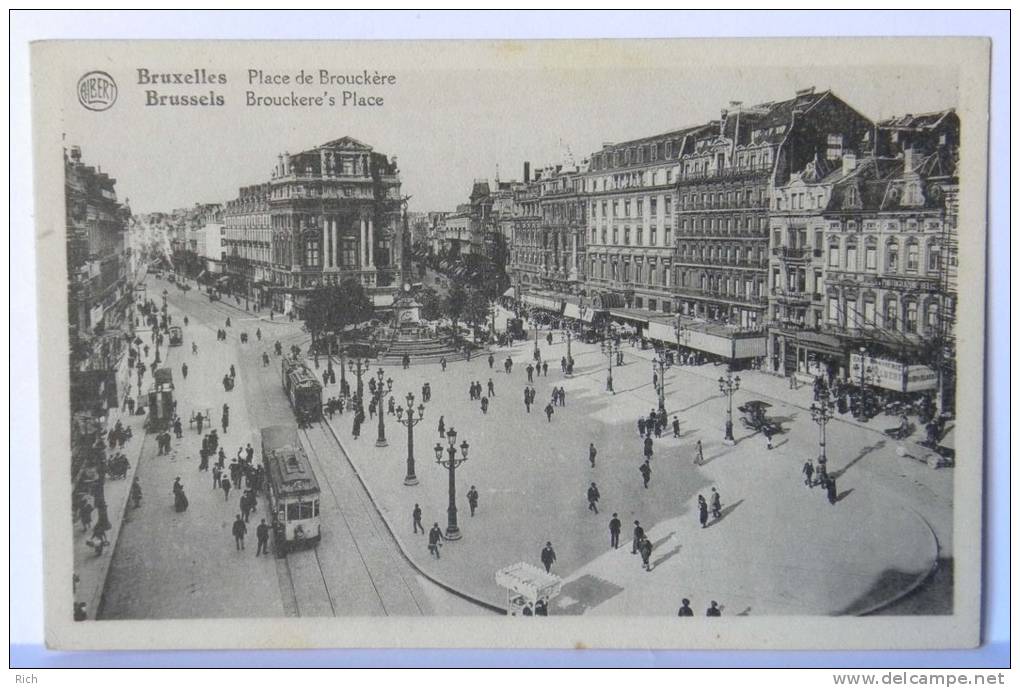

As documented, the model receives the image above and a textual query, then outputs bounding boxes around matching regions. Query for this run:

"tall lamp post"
[810,397,836,473]
[337,342,349,397]
[347,357,371,403]
[565,329,573,370]
[652,346,673,414]
[604,338,620,393]
[434,427,469,540]
[718,369,741,445]
[395,393,425,486]
[374,368,393,448]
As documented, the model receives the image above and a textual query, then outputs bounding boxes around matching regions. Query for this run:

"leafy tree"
[463,291,491,342]
[303,278,373,348]
[444,282,468,335]
[418,286,443,321]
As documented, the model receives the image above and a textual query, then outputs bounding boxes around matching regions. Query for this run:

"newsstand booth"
[496,562,563,616]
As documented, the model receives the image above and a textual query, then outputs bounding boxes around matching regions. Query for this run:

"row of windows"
[827,297,939,335]
[590,225,673,248]
[591,196,673,220]
[588,257,672,288]
[592,140,677,171]
[679,188,766,210]
[678,244,766,266]
[826,240,941,274]
[679,215,768,234]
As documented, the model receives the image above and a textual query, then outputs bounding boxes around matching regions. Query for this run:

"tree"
[303,278,373,350]
[444,282,468,336]
[419,286,443,321]
[463,291,491,342]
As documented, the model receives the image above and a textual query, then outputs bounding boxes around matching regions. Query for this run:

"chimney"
[523,161,530,183]
[842,152,857,176]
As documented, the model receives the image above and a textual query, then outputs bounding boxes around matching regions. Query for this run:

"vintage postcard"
[33,37,989,650]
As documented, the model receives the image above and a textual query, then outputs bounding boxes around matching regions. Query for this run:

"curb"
[854,502,942,617]
[318,418,505,615]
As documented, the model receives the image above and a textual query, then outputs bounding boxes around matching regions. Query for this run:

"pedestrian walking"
[78,498,94,532]
[639,536,653,571]
[677,599,694,616]
[240,492,253,523]
[698,495,709,528]
[802,460,815,487]
[221,477,231,501]
[609,513,621,549]
[540,541,557,573]
[413,504,424,534]
[232,515,247,550]
[637,417,646,437]
[764,426,774,450]
[586,482,600,514]
[526,364,534,383]
[710,487,722,520]
[632,521,645,554]
[542,361,548,377]
[488,353,494,369]
[826,476,838,505]
[672,416,680,438]
[544,403,554,422]
[181,362,189,380]
[212,465,222,489]
[440,357,447,372]
[639,459,652,489]
[487,378,495,397]
[437,415,445,438]
[643,435,654,460]
[221,404,230,434]
[694,439,704,466]
[428,523,444,558]
[706,601,722,617]
[588,442,597,468]
[256,519,270,556]
[467,486,479,516]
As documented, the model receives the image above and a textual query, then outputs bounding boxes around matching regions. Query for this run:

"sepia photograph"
[26,33,991,653]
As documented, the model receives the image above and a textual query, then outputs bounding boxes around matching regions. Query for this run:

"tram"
[260,425,322,554]
[281,356,323,425]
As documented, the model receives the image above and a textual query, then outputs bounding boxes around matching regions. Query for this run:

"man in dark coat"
[672,416,680,438]
[526,364,535,383]
[677,599,694,616]
[540,542,557,573]
[826,476,838,505]
[544,403,554,422]
[488,353,494,369]
[632,521,645,554]
[589,443,597,468]
[803,460,815,487]
[232,514,247,550]
[586,482,600,514]
[609,513,621,549]
[467,486,479,517]
[639,459,652,489]
[706,601,722,616]
[255,519,270,557]
[428,523,444,558]
[413,503,424,534]
[698,495,709,528]
[639,537,653,571]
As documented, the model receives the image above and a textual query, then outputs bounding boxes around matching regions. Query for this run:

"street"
[100,275,487,618]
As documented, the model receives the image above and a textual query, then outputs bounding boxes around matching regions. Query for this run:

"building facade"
[673,88,874,330]
[582,128,698,316]
[224,137,403,314]
[65,145,131,376]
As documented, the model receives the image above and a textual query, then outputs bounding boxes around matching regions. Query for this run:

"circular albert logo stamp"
[77,71,118,111]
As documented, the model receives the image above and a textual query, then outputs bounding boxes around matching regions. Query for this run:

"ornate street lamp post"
[718,369,741,445]
[856,345,871,422]
[433,428,469,540]
[347,357,371,403]
[810,397,836,473]
[395,393,426,486]
[604,339,619,393]
[374,368,393,448]
[652,346,673,414]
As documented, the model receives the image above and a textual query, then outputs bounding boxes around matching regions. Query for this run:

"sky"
[54,40,961,215]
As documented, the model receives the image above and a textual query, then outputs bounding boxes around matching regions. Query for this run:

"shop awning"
[609,308,649,327]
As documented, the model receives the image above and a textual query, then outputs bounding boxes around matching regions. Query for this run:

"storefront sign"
[849,353,937,392]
